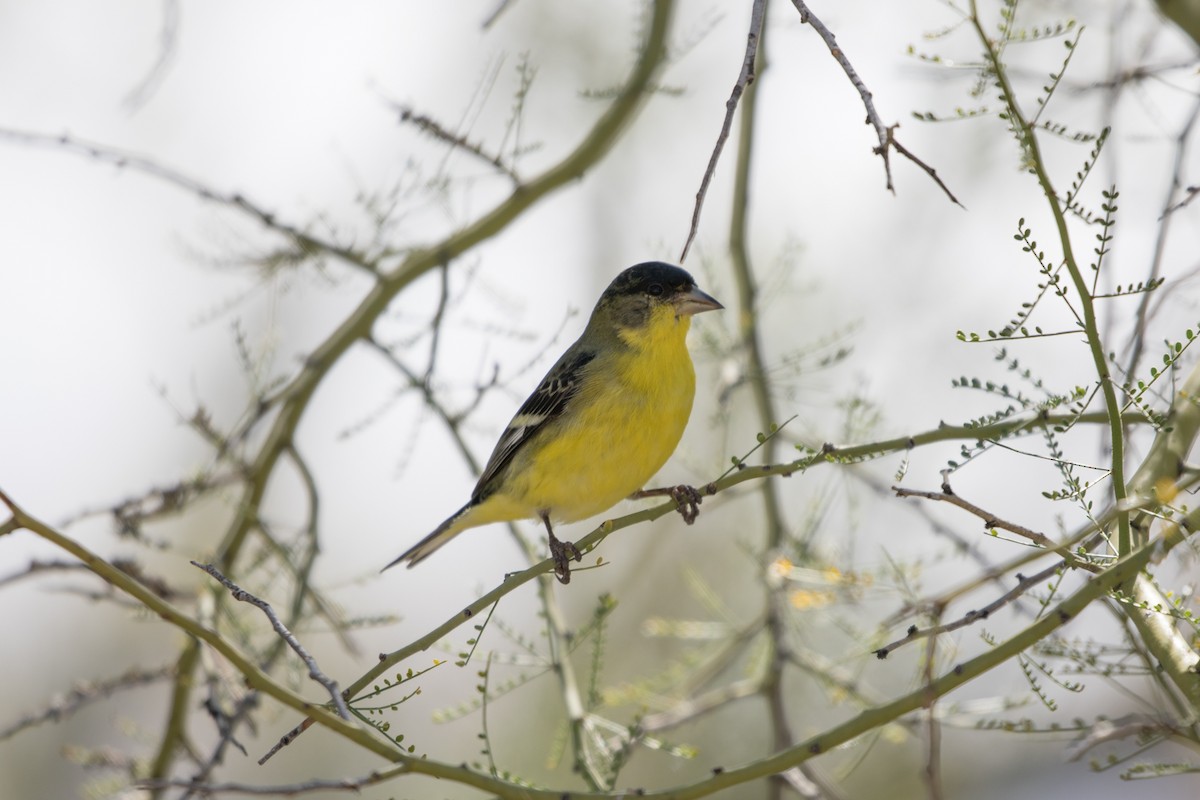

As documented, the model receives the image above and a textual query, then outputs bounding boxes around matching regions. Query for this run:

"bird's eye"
[647,283,665,297]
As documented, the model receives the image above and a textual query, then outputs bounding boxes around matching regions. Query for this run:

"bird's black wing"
[471,348,596,502]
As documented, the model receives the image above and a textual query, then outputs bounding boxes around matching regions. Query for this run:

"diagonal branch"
[679,0,766,262]
[873,560,1065,658]
[0,128,381,276]
[191,562,351,721]
[790,0,962,206]
[892,486,1089,567]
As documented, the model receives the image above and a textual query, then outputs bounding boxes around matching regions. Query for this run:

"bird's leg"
[541,512,581,584]
[631,484,706,525]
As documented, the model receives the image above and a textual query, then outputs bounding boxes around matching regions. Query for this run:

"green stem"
[969,1,1131,555]
[146,640,199,798]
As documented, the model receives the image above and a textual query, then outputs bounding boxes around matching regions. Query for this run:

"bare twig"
[0,559,93,591]
[58,472,238,533]
[874,561,1065,659]
[190,562,351,721]
[141,768,407,797]
[1064,713,1181,761]
[922,633,944,800]
[0,665,174,741]
[0,556,184,602]
[890,134,962,206]
[256,717,316,766]
[181,691,260,800]
[790,0,962,206]
[641,678,761,731]
[0,128,381,276]
[124,0,181,111]
[778,767,825,800]
[679,0,766,262]
[1162,185,1200,217]
[481,0,517,29]
[1124,94,1200,379]
[393,104,521,183]
[849,467,1032,610]
[892,486,1089,567]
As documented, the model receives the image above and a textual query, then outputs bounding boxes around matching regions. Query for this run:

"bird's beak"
[673,285,724,316]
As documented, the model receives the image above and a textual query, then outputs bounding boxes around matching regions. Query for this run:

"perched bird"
[383,261,722,583]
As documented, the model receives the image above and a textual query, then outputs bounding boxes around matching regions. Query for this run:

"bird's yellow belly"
[508,335,695,523]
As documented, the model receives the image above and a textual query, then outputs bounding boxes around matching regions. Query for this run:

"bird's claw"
[548,534,582,584]
[669,484,703,525]
[633,484,706,525]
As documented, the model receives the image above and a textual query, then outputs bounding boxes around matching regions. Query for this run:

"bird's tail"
[381,503,471,572]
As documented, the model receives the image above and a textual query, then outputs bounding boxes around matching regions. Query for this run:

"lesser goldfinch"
[383,261,722,583]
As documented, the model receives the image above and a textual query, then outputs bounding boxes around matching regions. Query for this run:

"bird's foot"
[548,532,582,584]
[633,484,705,525]
[669,484,703,524]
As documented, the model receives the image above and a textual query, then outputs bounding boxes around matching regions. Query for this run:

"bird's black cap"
[603,261,697,299]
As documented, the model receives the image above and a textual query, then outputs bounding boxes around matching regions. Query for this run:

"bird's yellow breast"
[499,307,696,523]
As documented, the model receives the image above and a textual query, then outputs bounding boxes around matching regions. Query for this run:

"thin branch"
[717,12,806,797]
[640,678,761,731]
[1124,94,1200,380]
[58,472,238,533]
[141,767,407,797]
[890,133,963,206]
[0,128,381,277]
[277,445,358,655]
[790,0,962,206]
[922,633,944,800]
[190,562,351,721]
[874,561,1065,659]
[892,486,1092,568]
[679,0,766,263]
[1064,713,1184,762]
[1162,184,1200,217]
[481,0,517,30]
[149,640,202,795]
[181,691,260,800]
[123,0,181,111]
[0,665,174,741]
[850,467,1031,612]
[0,559,94,591]
[392,103,521,183]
